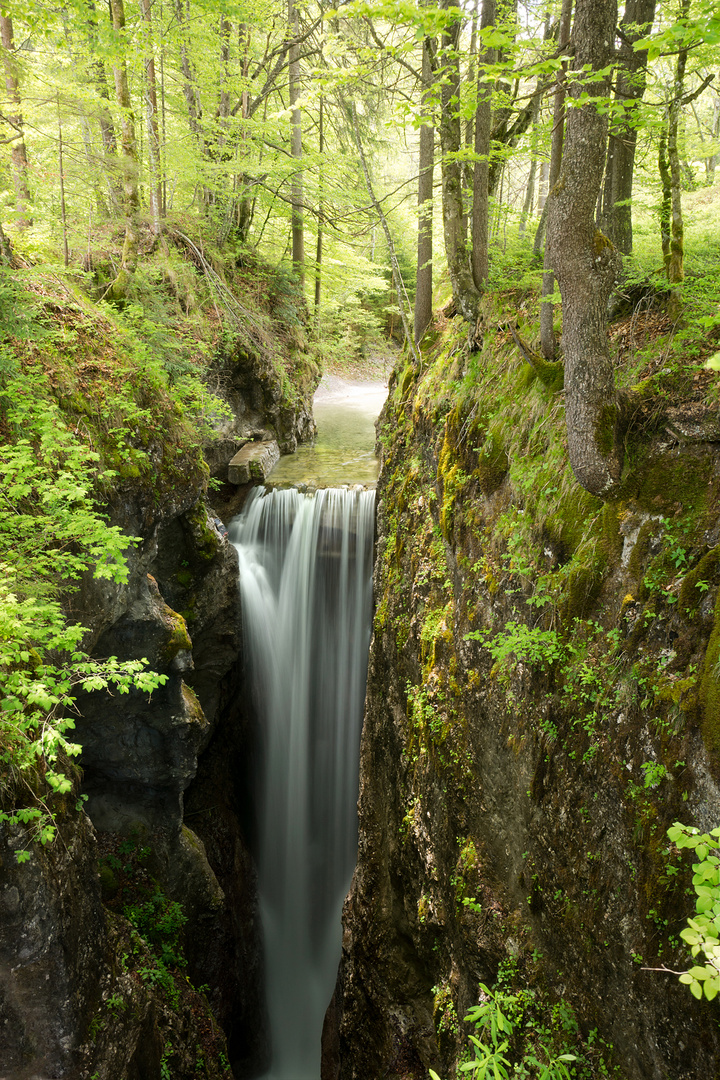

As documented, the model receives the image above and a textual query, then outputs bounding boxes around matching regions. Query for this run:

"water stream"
[231,359,386,1078]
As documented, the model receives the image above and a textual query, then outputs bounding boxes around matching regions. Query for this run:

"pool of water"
[266,377,388,489]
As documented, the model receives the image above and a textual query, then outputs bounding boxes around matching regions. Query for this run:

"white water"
[230,486,375,1080]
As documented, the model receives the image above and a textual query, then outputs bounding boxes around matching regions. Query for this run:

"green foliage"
[465,624,565,673]
[667,822,720,1001]
[0,343,167,861]
[429,983,579,1080]
[124,890,188,970]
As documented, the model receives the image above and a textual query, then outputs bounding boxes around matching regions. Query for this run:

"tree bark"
[107,0,140,303]
[289,1,305,289]
[0,14,32,228]
[471,0,496,290]
[539,0,572,361]
[436,0,480,322]
[414,36,434,345]
[599,0,656,254]
[547,0,623,497]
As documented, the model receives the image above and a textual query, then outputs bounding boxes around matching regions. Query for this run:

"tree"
[105,0,140,303]
[436,0,480,322]
[0,13,32,228]
[289,0,305,288]
[471,0,497,291]
[599,0,657,254]
[539,0,572,362]
[414,34,435,344]
[547,0,623,497]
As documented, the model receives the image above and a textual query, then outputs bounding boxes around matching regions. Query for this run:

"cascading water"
[230,485,375,1080]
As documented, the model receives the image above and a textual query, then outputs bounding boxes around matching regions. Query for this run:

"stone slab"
[228,439,280,484]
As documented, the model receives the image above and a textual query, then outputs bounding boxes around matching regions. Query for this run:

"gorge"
[3,254,720,1080]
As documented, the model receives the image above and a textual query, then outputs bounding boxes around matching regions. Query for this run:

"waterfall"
[230,486,375,1080]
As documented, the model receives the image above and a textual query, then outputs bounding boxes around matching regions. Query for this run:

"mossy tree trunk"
[547,0,623,498]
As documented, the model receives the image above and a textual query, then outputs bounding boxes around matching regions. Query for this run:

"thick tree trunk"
[414,37,434,345]
[599,0,656,254]
[471,0,496,291]
[539,0,572,361]
[547,0,623,497]
[0,15,32,228]
[289,1,305,289]
[107,0,140,303]
[437,0,480,322]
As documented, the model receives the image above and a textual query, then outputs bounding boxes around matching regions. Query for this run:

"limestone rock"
[228,439,280,484]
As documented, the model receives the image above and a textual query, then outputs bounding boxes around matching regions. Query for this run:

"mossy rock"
[475,431,509,497]
[678,545,720,615]
[699,588,720,759]
[98,865,119,901]
[557,564,604,624]
[162,608,193,662]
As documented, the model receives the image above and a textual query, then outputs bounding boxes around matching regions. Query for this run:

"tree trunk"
[666,0,689,320]
[539,0,572,361]
[314,94,324,317]
[518,96,540,238]
[599,0,656,254]
[106,0,140,303]
[0,14,32,228]
[86,2,120,211]
[706,94,720,181]
[658,121,671,272]
[174,0,204,149]
[471,0,496,290]
[414,37,434,345]
[547,0,623,497]
[352,105,418,365]
[289,1,305,289]
[436,0,480,322]
[140,0,162,237]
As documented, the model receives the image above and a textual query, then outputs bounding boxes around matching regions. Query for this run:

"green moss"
[679,546,720,614]
[475,430,509,496]
[184,499,219,563]
[558,564,604,623]
[699,589,720,758]
[595,402,617,458]
[162,608,193,661]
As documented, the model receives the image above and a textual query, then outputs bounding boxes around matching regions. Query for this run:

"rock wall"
[0,293,320,1076]
[330,318,720,1080]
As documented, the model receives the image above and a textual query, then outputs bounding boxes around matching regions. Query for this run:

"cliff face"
[331,315,720,1080]
[0,266,317,1079]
